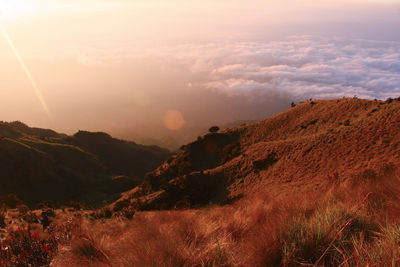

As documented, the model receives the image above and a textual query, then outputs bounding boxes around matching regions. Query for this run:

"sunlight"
[0,0,35,19]
[0,24,52,119]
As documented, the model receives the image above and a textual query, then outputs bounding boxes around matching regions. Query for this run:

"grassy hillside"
[1,97,400,266]
[117,98,400,210]
[0,122,172,207]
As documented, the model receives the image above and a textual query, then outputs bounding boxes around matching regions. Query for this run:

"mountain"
[115,97,400,210]
[115,121,257,152]
[0,121,172,207]
[3,98,400,266]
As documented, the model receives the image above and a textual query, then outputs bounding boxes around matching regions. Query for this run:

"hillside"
[0,122,172,207]
[2,97,400,266]
[116,98,400,210]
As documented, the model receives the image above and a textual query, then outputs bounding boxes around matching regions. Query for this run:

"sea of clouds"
[143,36,400,101]
[74,36,400,101]
[26,35,400,146]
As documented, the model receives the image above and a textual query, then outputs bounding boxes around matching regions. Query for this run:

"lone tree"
[209,126,220,133]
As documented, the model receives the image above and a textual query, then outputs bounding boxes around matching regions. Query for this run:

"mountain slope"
[117,98,400,209]
[0,121,172,207]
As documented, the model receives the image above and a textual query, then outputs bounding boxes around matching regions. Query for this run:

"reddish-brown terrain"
[2,97,400,266]
[118,98,400,210]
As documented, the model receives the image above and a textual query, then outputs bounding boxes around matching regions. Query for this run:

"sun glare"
[0,0,35,19]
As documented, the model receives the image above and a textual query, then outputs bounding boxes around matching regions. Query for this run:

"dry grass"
[3,98,400,266]
[50,168,400,267]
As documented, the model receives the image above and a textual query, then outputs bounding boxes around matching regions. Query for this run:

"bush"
[36,200,59,210]
[90,207,113,220]
[44,209,56,218]
[22,212,39,224]
[17,205,29,215]
[113,199,130,212]
[47,217,82,245]
[0,213,5,228]
[68,201,83,211]
[0,229,58,266]
[209,126,220,133]
[386,97,393,103]
[0,194,23,209]
[115,206,136,220]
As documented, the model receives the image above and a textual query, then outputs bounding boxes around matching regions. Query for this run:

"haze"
[0,0,399,149]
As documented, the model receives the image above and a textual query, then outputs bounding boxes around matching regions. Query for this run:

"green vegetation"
[0,123,172,208]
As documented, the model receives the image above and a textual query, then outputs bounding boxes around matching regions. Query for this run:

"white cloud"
[71,36,400,100]
[155,36,400,100]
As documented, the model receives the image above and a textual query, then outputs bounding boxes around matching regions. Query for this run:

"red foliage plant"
[0,229,57,267]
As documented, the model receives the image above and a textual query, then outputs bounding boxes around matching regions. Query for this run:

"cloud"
[171,37,400,100]
[17,35,400,148]
[73,36,400,100]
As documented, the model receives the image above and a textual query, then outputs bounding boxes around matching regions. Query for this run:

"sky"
[0,0,399,149]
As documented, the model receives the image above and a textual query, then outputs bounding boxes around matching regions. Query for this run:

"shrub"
[0,229,58,267]
[44,209,56,218]
[209,126,220,133]
[0,194,23,209]
[113,199,130,212]
[17,205,29,215]
[116,206,136,220]
[36,200,59,210]
[386,97,393,103]
[68,201,83,211]
[47,217,82,245]
[0,212,5,228]
[90,207,113,220]
[22,212,39,224]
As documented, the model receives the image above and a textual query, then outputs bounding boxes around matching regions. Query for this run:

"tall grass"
[48,172,400,266]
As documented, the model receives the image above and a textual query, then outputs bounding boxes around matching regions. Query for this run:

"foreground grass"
[1,173,400,266]
[48,174,400,266]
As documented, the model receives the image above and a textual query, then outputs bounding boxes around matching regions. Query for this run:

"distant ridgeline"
[113,98,400,210]
[0,121,172,207]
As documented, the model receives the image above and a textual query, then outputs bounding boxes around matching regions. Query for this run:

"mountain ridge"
[114,97,400,210]
[0,121,172,207]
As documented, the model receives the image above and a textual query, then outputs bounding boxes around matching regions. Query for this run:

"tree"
[209,126,220,133]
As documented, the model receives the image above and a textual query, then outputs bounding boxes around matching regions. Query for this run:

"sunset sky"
[0,0,399,148]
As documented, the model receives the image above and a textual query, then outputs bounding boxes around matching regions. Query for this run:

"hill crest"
[115,97,400,210]
[0,123,172,207]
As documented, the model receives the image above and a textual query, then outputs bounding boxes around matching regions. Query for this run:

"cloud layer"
[73,36,400,101]
[142,36,400,100]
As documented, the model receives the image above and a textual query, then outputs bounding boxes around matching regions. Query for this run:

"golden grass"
[50,168,400,267]
[3,98,400,266]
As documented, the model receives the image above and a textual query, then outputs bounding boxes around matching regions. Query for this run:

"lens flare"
[163,110,185,130]
[0,25,52,119]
